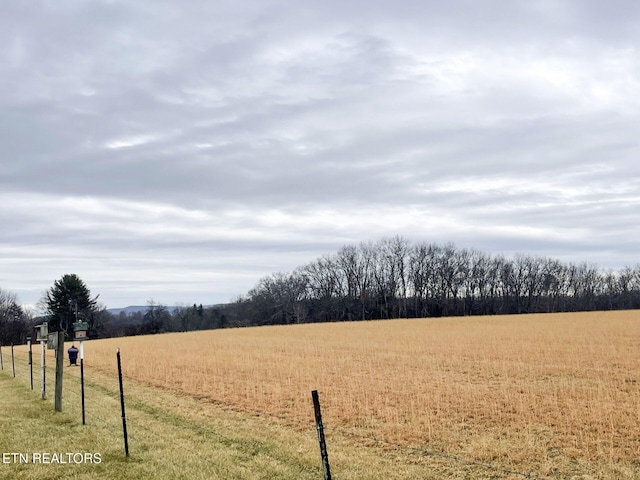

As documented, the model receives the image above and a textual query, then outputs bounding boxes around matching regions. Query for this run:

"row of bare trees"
[4,238,640,342]
[235,236,640,325]
[0,288,32,345]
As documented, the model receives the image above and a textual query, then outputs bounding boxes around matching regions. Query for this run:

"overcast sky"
[2,0,640,310]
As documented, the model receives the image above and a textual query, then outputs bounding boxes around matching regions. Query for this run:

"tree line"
[0,274,244,345]
[232,236,640,325]
[2,237,640,345]
[106,300,235,337]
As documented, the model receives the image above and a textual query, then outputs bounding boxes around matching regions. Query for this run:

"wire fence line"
[2,345,553,479]
[2,347,125,435]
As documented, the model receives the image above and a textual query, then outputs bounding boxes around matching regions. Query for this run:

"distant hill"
[107,306,151,316]
[107,305,184,316]
[106,305,217,316]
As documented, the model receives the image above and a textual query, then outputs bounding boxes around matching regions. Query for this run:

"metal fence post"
[311,390,332,480]
[117,348,129,456]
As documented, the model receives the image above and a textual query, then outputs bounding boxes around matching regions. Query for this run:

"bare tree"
[235,236,640,325]
[0,288,29,345]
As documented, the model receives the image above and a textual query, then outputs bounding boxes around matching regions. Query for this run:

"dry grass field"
[81,310,640,478]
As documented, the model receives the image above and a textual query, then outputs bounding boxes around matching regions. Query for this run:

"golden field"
[79,310,640,478]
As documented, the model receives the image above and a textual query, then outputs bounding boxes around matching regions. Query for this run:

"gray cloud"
[2,0,640,308]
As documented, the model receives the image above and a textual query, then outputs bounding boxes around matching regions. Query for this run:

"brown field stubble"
[85,310,640,475]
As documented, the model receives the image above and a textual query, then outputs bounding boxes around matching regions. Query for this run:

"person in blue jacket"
[68,345,79,366]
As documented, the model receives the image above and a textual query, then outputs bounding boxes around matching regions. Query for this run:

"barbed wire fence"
[1,344,554,479]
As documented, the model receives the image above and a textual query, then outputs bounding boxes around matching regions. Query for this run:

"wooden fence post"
[311,390,332,480]
[54,331,64,412]
[11,343,15,378]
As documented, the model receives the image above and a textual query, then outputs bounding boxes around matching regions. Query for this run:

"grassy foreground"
[4,311,640,479]
[0,364,323,480]
[0,357,515,480]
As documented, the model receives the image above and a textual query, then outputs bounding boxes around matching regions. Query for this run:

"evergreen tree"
[43,274,98,339]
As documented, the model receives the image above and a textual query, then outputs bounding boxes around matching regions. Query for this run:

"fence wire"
[2,347,124,433]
